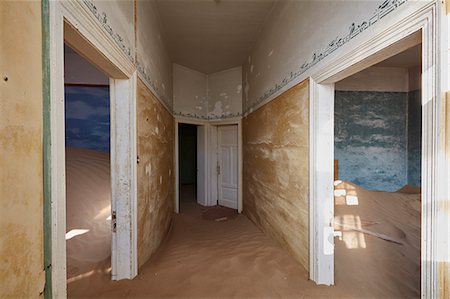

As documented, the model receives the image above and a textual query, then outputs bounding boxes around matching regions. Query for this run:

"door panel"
[218,125,238,209]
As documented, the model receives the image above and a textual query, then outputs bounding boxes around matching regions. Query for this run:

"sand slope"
[334,180,421,298]
[65,147,111,280]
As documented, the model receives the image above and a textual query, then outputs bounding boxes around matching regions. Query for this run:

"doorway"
[178,123,198,210]
[175,120,242,213]
[177,122,207,212]
[309,5,442,296]
[331,44,422,297]
[48,10,138,295]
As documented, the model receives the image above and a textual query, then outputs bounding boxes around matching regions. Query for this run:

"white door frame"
[309,2,448,298]
[175,117,243,213]
[49,1,138,297]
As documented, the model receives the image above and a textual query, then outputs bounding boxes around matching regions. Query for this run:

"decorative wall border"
[136,62,170,108]
[173,111,242,120]
[82,0,172,110]
[83,0,134,63]
[244,0,407,114]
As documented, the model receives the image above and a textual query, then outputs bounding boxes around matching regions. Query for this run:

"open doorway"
[49,14,138,295]
[178,123,199,210]
[176,121,242,214]
[64,45,112,287]
[332,43,422,297]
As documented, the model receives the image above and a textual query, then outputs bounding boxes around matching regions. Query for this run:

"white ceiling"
[155,0,276,74]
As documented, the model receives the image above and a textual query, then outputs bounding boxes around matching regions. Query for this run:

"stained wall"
[136,79,175,267]
[334,90,408,191]
[243,80,309,269]
[173,64,208,119]
[334,66,422,191]
[0,1,45,297]
[173,64,242,120]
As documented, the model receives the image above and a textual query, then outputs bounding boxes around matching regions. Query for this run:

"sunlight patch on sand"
[66,229,89,240]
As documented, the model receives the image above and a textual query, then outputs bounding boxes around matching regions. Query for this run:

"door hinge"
[137,155,140,164]
[111,211,117,233]
[217,164,221,175]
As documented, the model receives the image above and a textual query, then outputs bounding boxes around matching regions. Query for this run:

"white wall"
[335,66,421,92]
[64,47,109,85]
[137,0,173,109]
[335,67,409,92]
[242,0,430,114]
[89,0,135,61]
[173,64,208,118]
[173,64,242,120]
[208,66,242,119]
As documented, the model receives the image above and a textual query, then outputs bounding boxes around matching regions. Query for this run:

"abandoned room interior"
[1,0,450,298]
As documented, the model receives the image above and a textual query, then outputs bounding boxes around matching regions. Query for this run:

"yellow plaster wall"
[242,80,309,269]
[136,79,175,267]
[0,1,45,298]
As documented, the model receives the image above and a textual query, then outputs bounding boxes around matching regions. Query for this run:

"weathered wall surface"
[334,66,422,191]
[137,0,173,109]
[243,80,309,269]
[242,0,430,114]
[334,91,408,191]
[407,89,422,187]
[0,1,45,297]
[173,64,242,120]
[207,66,242,119]
[90,0,135,60]
[173,64,208,119]
[136,79,175,267]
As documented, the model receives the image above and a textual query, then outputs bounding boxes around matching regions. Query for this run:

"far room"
[333,42,422,297]
[64,44,112,290]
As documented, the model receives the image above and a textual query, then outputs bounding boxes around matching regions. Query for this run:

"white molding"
[309,2,444,298]
[308,80,335,285]
[49,2,138,297]
[60,1,135,79]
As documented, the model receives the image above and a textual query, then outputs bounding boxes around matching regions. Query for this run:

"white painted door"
[197,126,206,206]
[218,125,238,209]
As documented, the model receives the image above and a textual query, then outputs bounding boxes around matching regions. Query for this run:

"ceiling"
[375,44,422,68]
[156,0,276,74]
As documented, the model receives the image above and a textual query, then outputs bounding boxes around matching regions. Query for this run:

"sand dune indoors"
[65,147,112,282]
[66,147,421,298]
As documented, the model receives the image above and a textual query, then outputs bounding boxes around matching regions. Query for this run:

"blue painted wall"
[65,85,110,152]
[407,90,422,187]
[335,90,421,191]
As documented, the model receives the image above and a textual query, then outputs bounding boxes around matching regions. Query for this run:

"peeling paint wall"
[0,1,45,297]
[243,80,309,270]
[242,0,431,114]
[334,90,408,191]
[173,64,208,118]
[334,66,422,191]
[136,79,175,267]
[173,64,242,120]
[137,0,173,108]
[208,66,242,119]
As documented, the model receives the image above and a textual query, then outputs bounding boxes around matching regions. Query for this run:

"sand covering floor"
[66,148,421,298]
